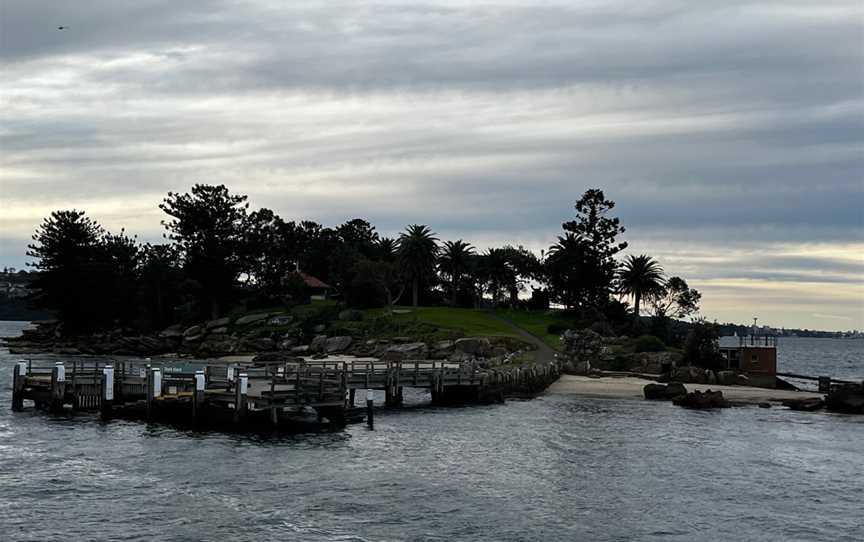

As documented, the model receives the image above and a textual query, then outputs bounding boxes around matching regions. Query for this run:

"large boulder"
[309,335,328,353]
[235,313,270,326]
[454,337,492,357]
[206,317,232,329]
[183,325,203,338]
[672,366,708,384]
[159,325,185,338]
[673,389,731,409]
[716,371,738,386]
[383,342,428,360]
[736,374,751,386]
[241,337,275,352]
[782,397,825,412]
[324,336,352,353]
[644,382,688,401]
[825,385,864,414]
[268,315,294,326]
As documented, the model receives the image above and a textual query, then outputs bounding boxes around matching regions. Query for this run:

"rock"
[560,329,603,365]
[290,345,310,355]
[183,334,204,343]
[736,374,751,386]
[338,309,364,321]
[448,351,472,362]
[716,371,738,386]
[159,325,185,338]
[825,385,864,414]
[183,325,203,337]
[268,315,294,326]
[312,324,326,333]
[383,342,428,360]
[563,360,591,375]
[782,397,825,411]
[278,337,297,350]
[434,340,454,351]
[759,402,772,408]
[206,317,232,329]
[241,337,275,352]
[252,351,287,362]
[706,370,717,385]
[491,346,509,358]
[235,313,270,325]
[309,335,328,353]
[211,326,228,334]
[644,382,688,401]
[324,336,352,353]
[673,389,731,409]
[392,336,412,343]
[454,337,492,357]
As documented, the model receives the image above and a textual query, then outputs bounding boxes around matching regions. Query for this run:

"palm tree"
[438,240,475,306]
[376,237,398,262]
[397,225,439,307]
[617,254,665,322]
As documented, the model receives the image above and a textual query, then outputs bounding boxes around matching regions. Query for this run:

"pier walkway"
[10,357,561,430]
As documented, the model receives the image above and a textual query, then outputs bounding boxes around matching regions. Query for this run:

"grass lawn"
[370,306,520,338]
[493,309,573,350]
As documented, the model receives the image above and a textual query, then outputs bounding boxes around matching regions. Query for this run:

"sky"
[1,0,862,330]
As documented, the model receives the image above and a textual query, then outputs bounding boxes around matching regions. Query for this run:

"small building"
[298,272,331,300]
[719,335,777,388]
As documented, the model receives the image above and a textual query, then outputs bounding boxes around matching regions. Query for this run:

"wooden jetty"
[10,358,561,430]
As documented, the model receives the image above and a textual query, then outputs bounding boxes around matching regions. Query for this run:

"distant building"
[719,335,777,388]
[297,272,331,300]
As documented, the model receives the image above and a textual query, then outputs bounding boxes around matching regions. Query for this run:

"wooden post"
[50,362,65,413]
[193,370,205,426]
[818,376,831,394]
[11,361,27,411]
[366,389,374,430]
[100,365,114,419]
[147,366,161,421]
[349,388,356,406]
[234,373,248,425]
[270,368,278,427]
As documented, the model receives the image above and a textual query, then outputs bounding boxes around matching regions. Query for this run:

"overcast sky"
[1,0,862,330]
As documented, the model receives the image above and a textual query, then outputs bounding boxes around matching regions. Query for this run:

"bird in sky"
[57,26,67,30]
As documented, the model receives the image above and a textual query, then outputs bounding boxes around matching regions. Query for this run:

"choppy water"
[1,321,863,541]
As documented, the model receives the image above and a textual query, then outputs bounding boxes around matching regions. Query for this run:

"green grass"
[494,309,573,350]
[367,306,520,338]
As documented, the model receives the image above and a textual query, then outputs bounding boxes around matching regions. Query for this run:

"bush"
[684,319,723,370]
[547,323,569,336]
[633,335,666,353]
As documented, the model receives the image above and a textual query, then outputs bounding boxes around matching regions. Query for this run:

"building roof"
[298,272,330,289]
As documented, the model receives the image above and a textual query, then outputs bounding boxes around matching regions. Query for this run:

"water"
[1,321,863,541]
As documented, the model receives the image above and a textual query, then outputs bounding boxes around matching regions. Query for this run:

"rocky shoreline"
[2,313,529,363]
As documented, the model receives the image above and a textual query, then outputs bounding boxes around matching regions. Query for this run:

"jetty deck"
[10,357,561,430]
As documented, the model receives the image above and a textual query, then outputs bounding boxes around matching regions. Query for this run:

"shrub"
[547,323,569,336]
[633,334,666,353]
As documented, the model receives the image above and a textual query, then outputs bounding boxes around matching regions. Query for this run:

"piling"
[234,372,248,425]
[50,362,65,413]
[11,361,27,411]
[366,389,374,430]
[100,365,114,419]
[192,370,205,425]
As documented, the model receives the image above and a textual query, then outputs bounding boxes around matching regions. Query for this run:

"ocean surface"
[1,321,862,541]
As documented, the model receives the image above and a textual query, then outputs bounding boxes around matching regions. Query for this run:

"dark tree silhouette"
[617,254,665,322]
[439,240,475,307]
[397,225,438,307]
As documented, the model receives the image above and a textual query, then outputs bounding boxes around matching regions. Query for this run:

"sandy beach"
[548,374,824,405]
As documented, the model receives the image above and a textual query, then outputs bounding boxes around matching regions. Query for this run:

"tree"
[650,276,701,320]
[137,243,185,330]
[684,318,723,370]
[500,245,541,306]
[27,210,106,330]
[438,240,475,306]
[397,224,439,307]
[160,184,249,318]
[476,248,515,305]
[617,254,665,322]
[548,189,627,310]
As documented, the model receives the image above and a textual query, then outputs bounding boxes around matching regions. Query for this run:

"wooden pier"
[10,358,561,430]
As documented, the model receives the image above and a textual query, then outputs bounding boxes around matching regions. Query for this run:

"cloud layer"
[2,0,862,329]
